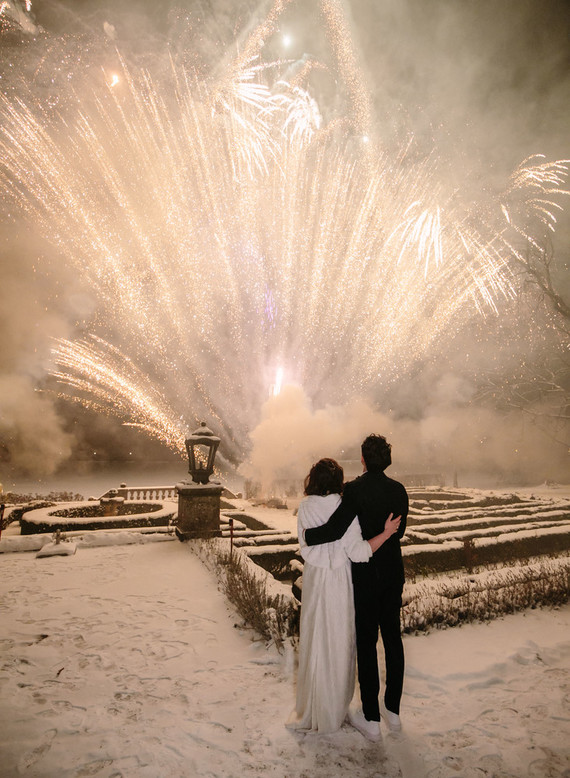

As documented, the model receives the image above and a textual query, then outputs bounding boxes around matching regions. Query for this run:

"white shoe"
[348,707,381,742]
[380,701,401,732]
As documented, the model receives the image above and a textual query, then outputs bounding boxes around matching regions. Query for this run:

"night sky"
[1,0,568,484]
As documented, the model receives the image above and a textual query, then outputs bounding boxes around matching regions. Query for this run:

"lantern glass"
[185,423,220,484]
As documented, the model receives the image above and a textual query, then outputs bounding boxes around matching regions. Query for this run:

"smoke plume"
[242,382,569,490]
[1,0,568,483]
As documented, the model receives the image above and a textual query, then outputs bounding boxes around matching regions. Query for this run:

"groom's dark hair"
[361,434,392,471]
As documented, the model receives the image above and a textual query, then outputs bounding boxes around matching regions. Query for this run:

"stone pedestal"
[100,495,125,516]
[175,481,222,541]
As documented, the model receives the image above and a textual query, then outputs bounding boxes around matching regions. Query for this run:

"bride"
[287,458,401,734]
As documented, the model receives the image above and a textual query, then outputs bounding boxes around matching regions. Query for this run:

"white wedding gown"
[287,493,372,734]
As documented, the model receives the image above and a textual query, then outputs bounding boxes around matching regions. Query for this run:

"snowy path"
[0,541,568,777]
[401,611,570,777]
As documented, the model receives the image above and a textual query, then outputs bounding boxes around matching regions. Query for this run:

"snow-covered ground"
[1,535,568,778]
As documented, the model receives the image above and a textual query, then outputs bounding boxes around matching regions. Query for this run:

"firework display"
[0,0,567,465]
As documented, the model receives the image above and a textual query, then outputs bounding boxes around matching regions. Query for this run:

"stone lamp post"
[175,422,223,541]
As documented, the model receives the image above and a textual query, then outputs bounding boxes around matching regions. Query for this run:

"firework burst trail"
[0,4,568,464]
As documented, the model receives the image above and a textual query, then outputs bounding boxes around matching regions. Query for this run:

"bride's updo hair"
[304,458,344,496]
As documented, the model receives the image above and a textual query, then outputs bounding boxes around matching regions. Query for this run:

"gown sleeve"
[297,501,326,565]
[304,486,357,546]
[342,517,372,563]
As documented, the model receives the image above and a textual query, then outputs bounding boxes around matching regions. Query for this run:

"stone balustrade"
[98,485,177,502]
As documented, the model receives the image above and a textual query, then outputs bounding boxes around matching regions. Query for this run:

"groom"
[303,434,408,740]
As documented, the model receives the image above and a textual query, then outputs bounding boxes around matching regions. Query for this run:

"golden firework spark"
[0,5,567,463]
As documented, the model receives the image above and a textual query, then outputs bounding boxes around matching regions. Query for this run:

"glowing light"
[0,1,567,465]
[282,34,292,48]
[273,368,284,397]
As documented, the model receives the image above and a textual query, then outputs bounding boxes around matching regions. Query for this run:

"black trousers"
[353,569,404,720]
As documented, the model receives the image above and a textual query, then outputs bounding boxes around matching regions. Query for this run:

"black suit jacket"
[304,469,408,589]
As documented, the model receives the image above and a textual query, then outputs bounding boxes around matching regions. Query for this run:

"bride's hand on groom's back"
[367,514,401,552]
[385,513,401,537]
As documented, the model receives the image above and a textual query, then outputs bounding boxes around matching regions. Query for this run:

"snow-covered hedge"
[20,501,175,535]
[403,526,570,577]
[402,557,570,632]
[0,527,174,554]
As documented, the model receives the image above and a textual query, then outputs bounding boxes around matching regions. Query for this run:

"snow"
[1,536,568,778]
[0,528,174,554]
[35,540,77,558]
[19,501,176,528]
